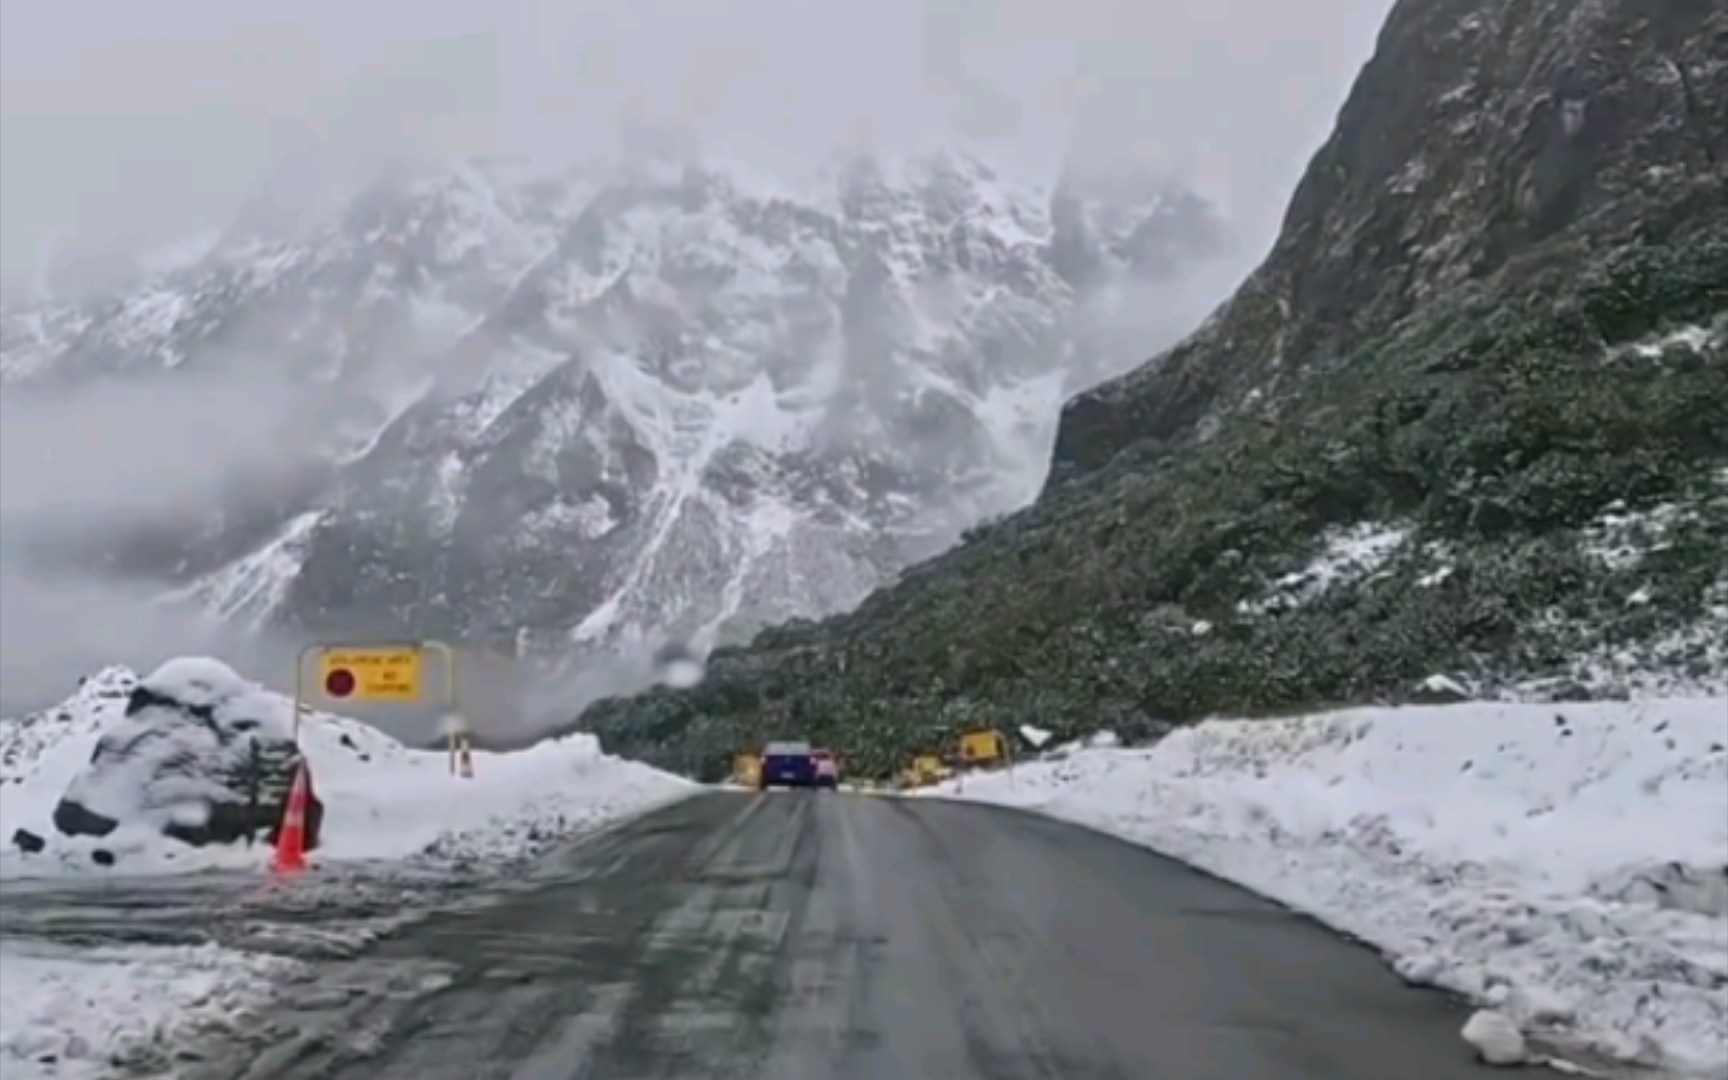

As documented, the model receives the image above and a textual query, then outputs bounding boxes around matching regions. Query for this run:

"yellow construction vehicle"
[956,728,1010,769]
[912,753,944,786]
[733,751,762,789]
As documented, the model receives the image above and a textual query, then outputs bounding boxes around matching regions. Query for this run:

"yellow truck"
[733,751,762,789]
[912,753,944,786]
[956,728,1010,769]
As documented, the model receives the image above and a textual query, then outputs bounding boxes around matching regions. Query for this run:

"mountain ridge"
[576,0,1728,779]
[1,150,1229,700]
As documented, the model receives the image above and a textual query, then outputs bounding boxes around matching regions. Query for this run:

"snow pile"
[0,940,300,1080]
[1,658,694,878]
[0,667,136,785]
[307,713,695,866]
[1019,723,1053,749]
[1461,1009,1528,1067]
[931,699,1728,1077]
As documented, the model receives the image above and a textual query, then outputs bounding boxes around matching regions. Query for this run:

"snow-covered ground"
[929,699,1728,1078]
[0,658,695,879]
[0,940,301,1080]
[0,658,695,1074]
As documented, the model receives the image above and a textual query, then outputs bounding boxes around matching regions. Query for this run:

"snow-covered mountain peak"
[1,150,1228,694]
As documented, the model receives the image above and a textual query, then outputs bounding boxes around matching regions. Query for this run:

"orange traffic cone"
[271,761,310,876]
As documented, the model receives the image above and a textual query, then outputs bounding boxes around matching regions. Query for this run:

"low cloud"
[0,366,315,529]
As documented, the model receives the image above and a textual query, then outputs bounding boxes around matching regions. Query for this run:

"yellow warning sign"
[318,646,423,703]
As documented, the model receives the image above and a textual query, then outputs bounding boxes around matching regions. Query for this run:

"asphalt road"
[215,791,1509,1080]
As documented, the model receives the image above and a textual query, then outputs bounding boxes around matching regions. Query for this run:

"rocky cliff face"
[1,153,1225,674]
[1053,0,1728,479]
[581,0,1728,779]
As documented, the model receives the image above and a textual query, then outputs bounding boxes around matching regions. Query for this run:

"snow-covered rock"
[51,657,321,850]
[1460,1009,1528,1067]
[0,658,693,877]
[930,698,1728,1077]
[1018,723,1053,749]
[1412,673,1471,703]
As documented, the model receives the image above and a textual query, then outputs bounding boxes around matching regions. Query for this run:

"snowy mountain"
[1,152,1227,670]
[580,0,1728,779]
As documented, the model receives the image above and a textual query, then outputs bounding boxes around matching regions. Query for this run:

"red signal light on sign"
[324,668,357,698]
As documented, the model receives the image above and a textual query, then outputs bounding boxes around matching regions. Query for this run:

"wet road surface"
[187,790,1508,1080]
[0,861,475,961]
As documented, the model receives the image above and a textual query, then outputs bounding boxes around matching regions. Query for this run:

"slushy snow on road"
[0,657,694,878]
[0,940,300,1080]
[933,699,1728,1078]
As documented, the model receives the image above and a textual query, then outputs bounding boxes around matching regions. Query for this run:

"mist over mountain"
[0,149,1230,720]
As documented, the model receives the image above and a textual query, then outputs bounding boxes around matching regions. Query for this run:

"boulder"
[51,658,323,850]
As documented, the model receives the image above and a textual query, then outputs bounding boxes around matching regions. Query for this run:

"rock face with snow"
[581,0,1728,778]
[1,153,1225,672]
[51,659,323,850]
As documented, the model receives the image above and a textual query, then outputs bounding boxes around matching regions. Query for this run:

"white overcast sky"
[0,0,1392,285]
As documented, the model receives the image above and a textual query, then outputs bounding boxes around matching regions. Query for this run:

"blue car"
[759,740,816,790]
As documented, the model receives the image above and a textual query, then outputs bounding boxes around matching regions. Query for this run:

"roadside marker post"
[442,713,475,779]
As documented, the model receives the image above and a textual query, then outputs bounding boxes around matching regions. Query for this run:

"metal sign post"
[448,731,475,777]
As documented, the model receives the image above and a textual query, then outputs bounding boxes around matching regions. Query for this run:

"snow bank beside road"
[0,659,694,878]
[933,699,1728,1077]
[307,716,694,866]
[0,940,299,1080]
